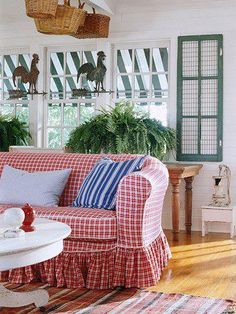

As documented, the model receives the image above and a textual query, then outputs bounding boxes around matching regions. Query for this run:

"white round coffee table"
[0,217,71,309]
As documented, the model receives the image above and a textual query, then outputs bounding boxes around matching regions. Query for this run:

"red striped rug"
[1,283,234,314]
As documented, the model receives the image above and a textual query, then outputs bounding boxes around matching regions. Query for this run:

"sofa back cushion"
[0,165,71,206]
[0,152,142,207]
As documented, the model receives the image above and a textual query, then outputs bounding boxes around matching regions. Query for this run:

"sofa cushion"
[73,156,146,210]
[0,165,71,207]
[0,205,117,241]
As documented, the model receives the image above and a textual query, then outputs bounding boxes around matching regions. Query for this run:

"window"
[113,42,169,126]
[0,52,30,125]
[46,48,97,148]
[177,35,223,161]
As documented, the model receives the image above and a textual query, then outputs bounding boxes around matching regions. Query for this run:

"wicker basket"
[72,8,110,39]
[25,0,58,19]
[34,0,86,35]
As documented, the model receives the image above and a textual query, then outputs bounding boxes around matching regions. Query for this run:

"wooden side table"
[166,163,203,241]
[201,205,236,238]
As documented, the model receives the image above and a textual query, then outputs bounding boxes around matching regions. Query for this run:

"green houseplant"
[67,102,176,160]
[0,115,31,152]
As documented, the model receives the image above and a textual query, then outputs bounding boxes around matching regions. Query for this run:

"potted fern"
[0,115,31,152]
[67,102,176,160]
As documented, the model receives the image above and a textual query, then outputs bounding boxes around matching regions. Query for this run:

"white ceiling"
[0,0,116,23]
[0,0,235,42]
[0,0,230,23]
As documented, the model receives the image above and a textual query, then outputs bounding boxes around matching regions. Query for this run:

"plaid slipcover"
[0,152,171,289]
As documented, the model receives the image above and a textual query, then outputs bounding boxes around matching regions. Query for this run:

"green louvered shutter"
[177,34,223,161]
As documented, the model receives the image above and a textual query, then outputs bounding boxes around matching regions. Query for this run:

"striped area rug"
[1,282,234,314]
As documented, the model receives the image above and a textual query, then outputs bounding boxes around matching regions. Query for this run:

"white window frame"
[112,40,170,125]
[45,44,98,148]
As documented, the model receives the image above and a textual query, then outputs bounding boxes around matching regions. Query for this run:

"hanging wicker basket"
[72,8,110,39]
[25,0,58,19]
[34,0,86,35]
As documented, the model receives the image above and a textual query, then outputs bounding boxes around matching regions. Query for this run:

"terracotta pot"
[20,203,36,232]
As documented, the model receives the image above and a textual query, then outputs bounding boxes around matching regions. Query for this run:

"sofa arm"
[116,157,168,248]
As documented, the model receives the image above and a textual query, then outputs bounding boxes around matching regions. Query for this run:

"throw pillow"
[73,156,146,210]
[0,165,71,207]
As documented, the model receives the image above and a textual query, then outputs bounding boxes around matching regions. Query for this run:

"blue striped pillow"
[73,156,146,210]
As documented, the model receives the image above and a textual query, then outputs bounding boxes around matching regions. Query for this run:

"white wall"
[1,0,236,232]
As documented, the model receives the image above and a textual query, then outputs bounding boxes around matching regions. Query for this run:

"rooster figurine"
[77,51,107,92]
[13,54,39,94]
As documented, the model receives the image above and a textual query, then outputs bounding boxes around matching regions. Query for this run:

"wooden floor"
[149,230,236,301]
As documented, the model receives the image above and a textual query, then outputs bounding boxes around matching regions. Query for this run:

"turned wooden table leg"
[170,178,181,241]
[184,176,194,234]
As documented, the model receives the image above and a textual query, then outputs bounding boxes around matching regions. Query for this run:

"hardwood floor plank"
[149,230,236,300]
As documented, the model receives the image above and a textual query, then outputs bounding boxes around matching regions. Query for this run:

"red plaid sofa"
[0,152,171,289]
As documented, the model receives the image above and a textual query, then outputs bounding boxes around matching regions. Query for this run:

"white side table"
[0,217,71,309]
[201,205,236,238]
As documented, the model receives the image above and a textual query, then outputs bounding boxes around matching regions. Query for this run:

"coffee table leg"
[0,284,49,308]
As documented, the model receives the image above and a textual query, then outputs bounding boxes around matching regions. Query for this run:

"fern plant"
[67,102,176,160]
[0,115,31,152]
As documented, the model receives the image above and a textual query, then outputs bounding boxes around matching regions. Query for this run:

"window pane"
[201,119,217,154]
[66,52,80,75]
[134,75,150,98]
[16,104,29,124]
[48,104,62,126]
[134,102,148,115]
[19,54,30,73]
[64,128,74,145]
[64,103,77,126]
[66,76,77,99]
[82,51,96,67]
[117,75,132,99]
[152,74,168,98]
[134,48,150,72]
[117,49,132,73]
[152,48,168,72]
[4,54,17,77]
[50,52,64,76]
[50,77,63,99]
[182,80,198,116]
[182,41,199,77]
[150,102,167,126]
[80,103,95,124]
[201,40,218,76]
[0,104,14,116]
[181,118,199,154]
[47,128,62,148]
[201,79,218,116]
[3,78,14,99]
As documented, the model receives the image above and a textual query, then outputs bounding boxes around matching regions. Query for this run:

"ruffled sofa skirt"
[0,230,171,289]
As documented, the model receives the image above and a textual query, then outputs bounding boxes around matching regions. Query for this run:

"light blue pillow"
[73,156,146,210]
[0,165,71,207]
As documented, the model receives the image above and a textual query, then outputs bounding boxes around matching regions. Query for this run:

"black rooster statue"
[77,51,107,92]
